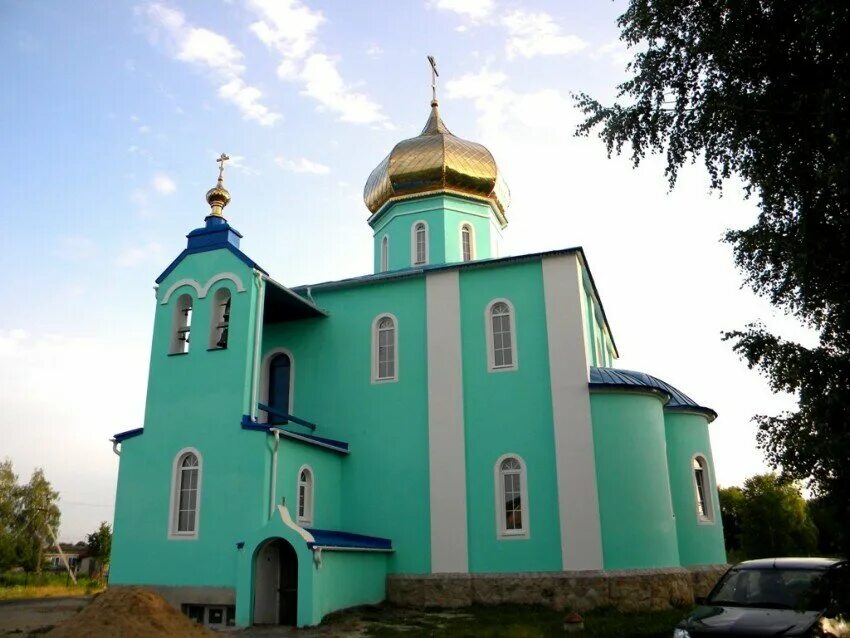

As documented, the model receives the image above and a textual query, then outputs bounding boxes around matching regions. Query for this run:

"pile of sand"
[45,586,216,638]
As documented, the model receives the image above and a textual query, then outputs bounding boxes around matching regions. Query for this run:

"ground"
[0,597,91,636]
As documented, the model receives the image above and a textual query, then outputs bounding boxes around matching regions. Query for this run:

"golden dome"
[364,101,510,225]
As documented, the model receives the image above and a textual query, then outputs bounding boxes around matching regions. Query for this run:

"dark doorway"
[268,354,292,422]
[253,538,298,625]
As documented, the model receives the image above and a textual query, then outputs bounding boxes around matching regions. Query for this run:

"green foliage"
[575,0,850,554]
[85,521,112,582]
[718,486,744,555]
[808,494,846,556]
[0,459,20,571]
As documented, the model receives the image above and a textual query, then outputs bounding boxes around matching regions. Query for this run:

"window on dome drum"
[412,222,428,266]
[496,455,528,538]
[374,315,397,382]
[381,235,389,272]
[693,456,713,522]
[170,294,193,354]
[268,353,292,423]
[297,466,313,525]
[461,224,474,262]
[487,300,516,371]
[208,288,231,349]
[171,450,201,537]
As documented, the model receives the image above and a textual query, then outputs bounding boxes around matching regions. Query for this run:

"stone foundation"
[387,565,728,613]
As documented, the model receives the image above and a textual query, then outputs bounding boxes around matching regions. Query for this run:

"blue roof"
[589,367,717,421]
[304,528,392,551]
[240,417,349,454]
[111,427,144,442]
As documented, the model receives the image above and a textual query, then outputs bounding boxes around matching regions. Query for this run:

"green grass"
[0,571,102,600]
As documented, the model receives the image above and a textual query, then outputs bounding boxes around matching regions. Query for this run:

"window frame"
[494,453,530,539]
[259,348,295,424]
[168,447,203,539]
[485,298,518,372]
[411,220,429,266]
[460,223,475,262]
[692,454,715,524]
[296,464,314,526]
[371,313,399,383]
[169,293,194,355]
[207,287,232,350]
[380,235,389,272]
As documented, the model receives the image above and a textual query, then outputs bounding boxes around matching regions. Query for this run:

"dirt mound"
[45,586,215,638]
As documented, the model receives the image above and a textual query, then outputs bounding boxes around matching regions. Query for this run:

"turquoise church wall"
[459,260,563,573]
[275,439,342,531]
[311,551,387,623]
[664,412,726,565]
[590,391,680,569]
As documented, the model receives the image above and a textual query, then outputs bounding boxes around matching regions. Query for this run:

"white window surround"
[371,313,399,383]
[485,298,518,372]
[494,453,530,540]
[411,220,429,266]
[296,464,314,526]
[168,447,203,540]
[258,348,295,424]
[208,287,232,350]
[170,294,194,355]
[692,454,715,524]
[380,235,389,272]
[459,222,475,262]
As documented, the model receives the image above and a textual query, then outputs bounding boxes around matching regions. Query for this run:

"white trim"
[542,254,604,570]
[259,348,295,424]
[169,293,194,355]
[380,235,389,272]
[161,279,203,304]
[411,220,429,266]
[277,503,315,543]
[459,222,475,262]
[167,447,203,540]
[160,272,246,305]
[485,298,518,372]
[692,454,715,524]
[371,313,399,383]
[494,453,530,540]
[425,270,469,572]
[296,464,314,526]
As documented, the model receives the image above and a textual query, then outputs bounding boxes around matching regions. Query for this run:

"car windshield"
[708,569,828,611]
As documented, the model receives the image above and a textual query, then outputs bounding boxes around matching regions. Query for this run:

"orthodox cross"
[216,153,230,183]
[427,55,439,103]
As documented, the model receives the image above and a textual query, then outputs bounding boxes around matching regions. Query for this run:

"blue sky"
[1,0,807,541]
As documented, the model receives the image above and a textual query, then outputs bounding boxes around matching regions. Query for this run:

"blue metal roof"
[240,416,349,454]
[304,528,392,551]
[589,367,717,421]
[111,427,144,443]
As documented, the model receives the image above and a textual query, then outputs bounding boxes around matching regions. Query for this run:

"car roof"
[734,557,845,570]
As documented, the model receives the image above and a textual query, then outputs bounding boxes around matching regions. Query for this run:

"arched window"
[297,466,314,526]
[412,221,428,266]
[495,455,528,538]
[486,300,517,371]
[170,449,202,537]
[461,223,474,262]
[373,314,397,382]
[208,288,231,349]
[170,294,193,354]
[268,353,292,423]
[693,456,713,522]
[380,235,389,272]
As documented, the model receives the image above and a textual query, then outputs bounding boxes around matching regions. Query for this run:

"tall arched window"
[693,456,713,522]
[495,455,529,538]
[208,288,231,349]
[170,294,193,354]
[268,353,292,423]
[373,314,397,382]
[297,466,314,526]
[170,449,202,538]
[461,223,474,262]
[486,300,517,371]
[380,235,389,272]
[412,221,428,266]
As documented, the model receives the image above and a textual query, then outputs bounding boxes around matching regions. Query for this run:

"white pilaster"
[542,254,604,570]
[425,270,469,573]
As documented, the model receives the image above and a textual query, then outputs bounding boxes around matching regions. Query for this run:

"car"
[674,557,849,637]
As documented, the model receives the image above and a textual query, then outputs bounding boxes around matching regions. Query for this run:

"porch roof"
[304,528,392,552]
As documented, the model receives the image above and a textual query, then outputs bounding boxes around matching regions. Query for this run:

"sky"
[0,0,813,542]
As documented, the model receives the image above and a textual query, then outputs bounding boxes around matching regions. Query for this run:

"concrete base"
[387,565,728,612]
[115,585,235,611]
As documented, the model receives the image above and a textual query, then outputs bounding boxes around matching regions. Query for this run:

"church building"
[110,82,726,628]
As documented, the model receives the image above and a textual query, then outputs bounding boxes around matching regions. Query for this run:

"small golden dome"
[206,153,232,219]
[363,101,510,225]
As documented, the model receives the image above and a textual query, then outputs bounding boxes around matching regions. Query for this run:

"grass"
[0,571,103,601]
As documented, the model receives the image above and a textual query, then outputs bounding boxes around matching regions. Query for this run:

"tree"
[0,459,20,571]
[17,468,60,573]
[85,522,112,582]
[718,486,744,556]
[575,1,850,552]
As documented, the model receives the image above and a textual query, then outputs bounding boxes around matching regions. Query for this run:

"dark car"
[674,557,849,637]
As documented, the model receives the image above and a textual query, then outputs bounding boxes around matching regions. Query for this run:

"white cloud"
[115,242,163,268]
[152,174,176,195]
[275,155,330,175]
[248,0,323,60]
[595,39,632,67]
[300,54,388,125]
[428,0,494,20]
[366,43,384,59]
[501,10,588,59]
[225,154,261,176]
[142,3,281,125]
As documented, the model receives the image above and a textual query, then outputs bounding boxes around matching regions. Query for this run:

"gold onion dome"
[206,153,232,219]
[363,100,511,225]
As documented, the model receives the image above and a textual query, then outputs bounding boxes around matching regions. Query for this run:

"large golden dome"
[363,100,510,225]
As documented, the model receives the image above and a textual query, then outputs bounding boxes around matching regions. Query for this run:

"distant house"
[43,542,87,571]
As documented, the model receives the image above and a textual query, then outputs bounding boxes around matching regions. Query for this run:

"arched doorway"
[253,539,298,625]
[268,353,292,423]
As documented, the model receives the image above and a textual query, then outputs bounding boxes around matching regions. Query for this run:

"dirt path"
[0,597,91,637]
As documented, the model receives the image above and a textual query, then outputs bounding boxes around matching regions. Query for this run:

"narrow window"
[170,450,202,537]
[170,294,193,354]
[268,353,292,423]
[693,456,713,521]
[381,235,389,272]
[297,466,313,526]
[208,288,231,349]
[373,315,397,382]
[461,224,473,262]
[487,300,517,371]
[496,455,528,538]
[412,222,428,266]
